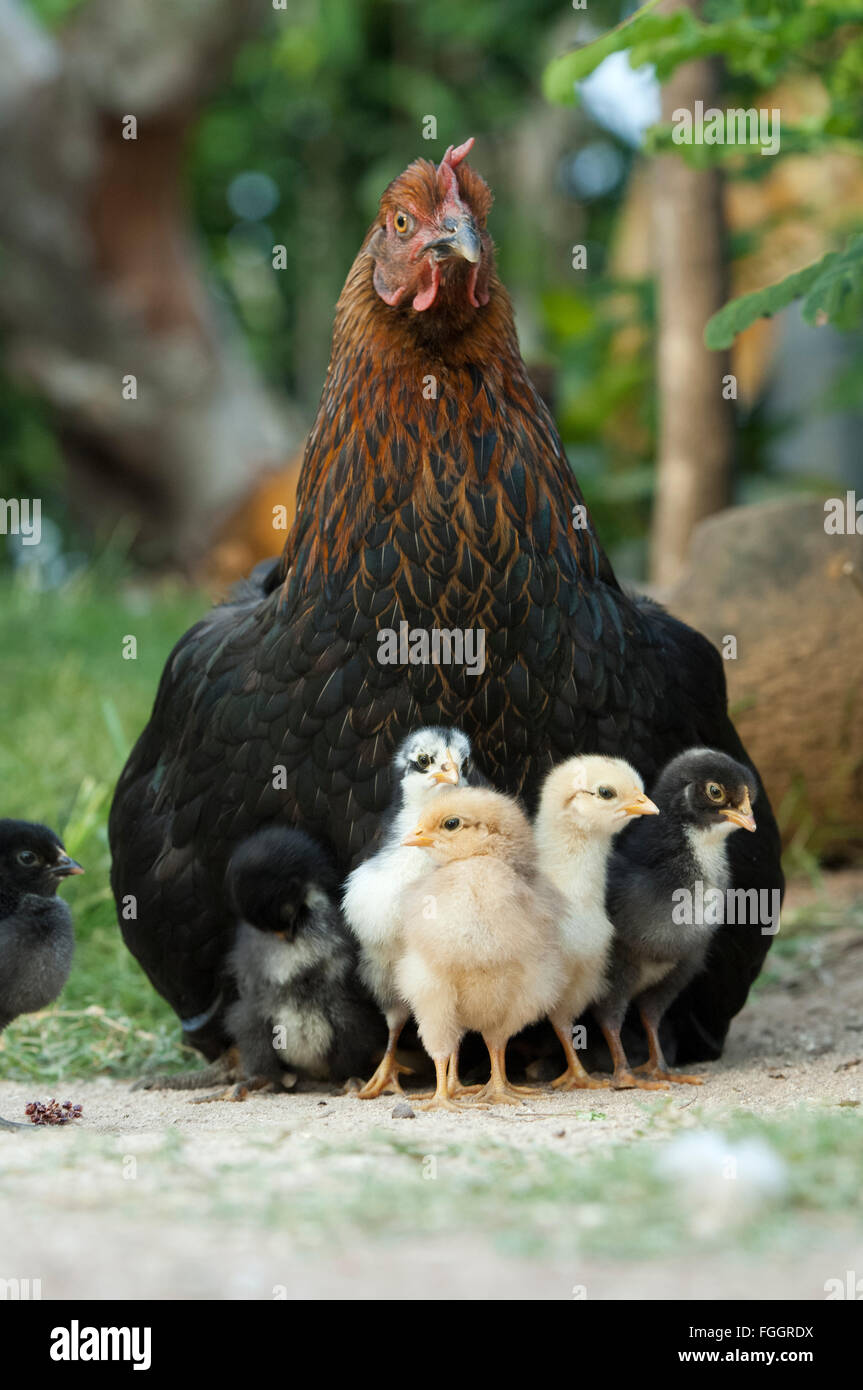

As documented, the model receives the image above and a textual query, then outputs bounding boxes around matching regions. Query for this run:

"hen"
[110,138,783,1066]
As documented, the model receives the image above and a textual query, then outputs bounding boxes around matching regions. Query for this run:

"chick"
[397,787,564,1110]
[595,749,757,1089]
[141,827,383,1097]
[0,820,81,1131]
[534,756,659,1090]
[343,726,485,1099]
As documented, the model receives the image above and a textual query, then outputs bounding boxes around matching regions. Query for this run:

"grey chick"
[595,749,757,1089]
[342,726,487,1099]
[0,820,81,1131]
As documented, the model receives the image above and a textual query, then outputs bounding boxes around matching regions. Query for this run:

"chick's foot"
[550,1023,604,1090]
[131,1047,241,1093]
[633,1062,703,1086]
[469,1044,540,1104]
[357,1054,414,1100]
[417,1056,476,1112]
[610,1069,670,1091]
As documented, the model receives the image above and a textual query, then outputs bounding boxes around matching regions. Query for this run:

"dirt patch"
[0,874,861,1300]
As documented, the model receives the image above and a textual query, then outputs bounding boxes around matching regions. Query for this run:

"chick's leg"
[469,1041,538,1106]
[446,1050,482,1098]
[597,1017,669,1091]
[418,1055,473,1113]
[549,1016,604,1090]
[357,1008,413,1099]
[634,1006,703,1086]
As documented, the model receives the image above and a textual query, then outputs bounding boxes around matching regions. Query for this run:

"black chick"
[137,827,385,1097]
[595,750,758,1090]
[224,827,385,1093]
[0,820,82,1131]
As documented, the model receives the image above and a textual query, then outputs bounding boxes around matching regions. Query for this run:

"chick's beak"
[622,793,660,818]
[720,789,757,833]
[431,752,460,785]
[423,215,481,264]
[402,829,435,848]
[53,853,84,878]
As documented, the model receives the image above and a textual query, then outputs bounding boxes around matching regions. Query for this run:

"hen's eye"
[442,817,461,831]
[416,753,431,770]
[706,782,724,803]
[16,849,39,867]
[394,211,412,235]
[597,786,615,801]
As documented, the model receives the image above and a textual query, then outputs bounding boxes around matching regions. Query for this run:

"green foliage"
[545,0,863,98]
[544,0,863,346]
[706,233,863,347]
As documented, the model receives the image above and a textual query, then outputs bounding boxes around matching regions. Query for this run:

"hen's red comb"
[437,137,475,199]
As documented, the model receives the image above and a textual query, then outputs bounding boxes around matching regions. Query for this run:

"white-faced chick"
[396,786,564,1111]
[534,756,658,1089]
[343,726,485,1098]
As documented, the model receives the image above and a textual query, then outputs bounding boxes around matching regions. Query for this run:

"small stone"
[391,1101,416,1119]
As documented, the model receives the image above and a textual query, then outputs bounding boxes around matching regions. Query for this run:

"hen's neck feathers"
[283,243,615,589]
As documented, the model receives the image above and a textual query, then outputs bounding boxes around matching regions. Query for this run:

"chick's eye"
[416,753,431,770]
[706,782,724,803]
[442,817,461,832]
[394,211,412,235]
[16,850,39,867]
[597,786,615,801]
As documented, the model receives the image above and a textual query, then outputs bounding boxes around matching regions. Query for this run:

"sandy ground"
[1,875,861,1301]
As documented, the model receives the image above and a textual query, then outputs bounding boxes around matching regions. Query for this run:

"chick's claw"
[357,1056,414,1100]
[634,1064,704,1086]
[550,1069,606,1092]
[611,1070,670,1091]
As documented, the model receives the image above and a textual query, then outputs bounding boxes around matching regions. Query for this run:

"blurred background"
[0,0,861,1080]
[2,0,861,582]
[0,7,861,1297]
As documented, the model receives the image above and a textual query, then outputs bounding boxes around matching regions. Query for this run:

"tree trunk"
[649,0,734,589]
[0,0,303,568]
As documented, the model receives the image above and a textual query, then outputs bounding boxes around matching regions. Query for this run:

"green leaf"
[541,0,665,105]
[704,235,863,348]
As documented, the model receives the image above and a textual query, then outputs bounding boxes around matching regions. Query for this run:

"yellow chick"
[397,787,564,1111]
[534,755,659,1089]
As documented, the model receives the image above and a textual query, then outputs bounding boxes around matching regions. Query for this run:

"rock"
[667,497,863,863]
[391,1101,416,1119]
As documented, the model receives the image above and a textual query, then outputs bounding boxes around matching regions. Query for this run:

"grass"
[0,562,205,1079]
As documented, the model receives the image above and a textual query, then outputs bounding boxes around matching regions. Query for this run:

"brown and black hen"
[110,140,782,1066]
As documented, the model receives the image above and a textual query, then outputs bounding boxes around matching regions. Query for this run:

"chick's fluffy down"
[396,859,564,1059]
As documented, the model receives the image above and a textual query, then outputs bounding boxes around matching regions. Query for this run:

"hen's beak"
[402,829,434,848]
[721,789,757,833]
[52,854,84,878]
[622,793,660,818]
[423,216,481,264]
[431,752,460,785]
